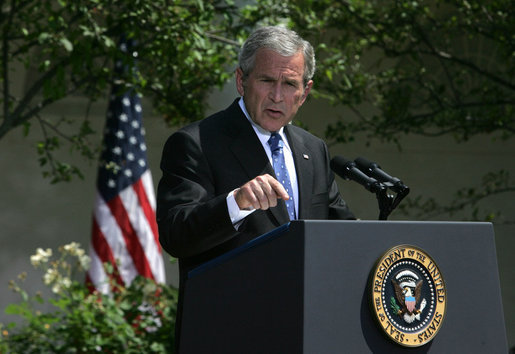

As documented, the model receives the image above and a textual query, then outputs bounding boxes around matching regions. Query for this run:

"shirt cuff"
[227,189,255,227]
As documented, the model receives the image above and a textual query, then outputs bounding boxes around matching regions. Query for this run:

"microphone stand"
[376,183,410,220]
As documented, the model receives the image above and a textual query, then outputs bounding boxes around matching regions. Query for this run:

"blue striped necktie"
[268,132,296,220]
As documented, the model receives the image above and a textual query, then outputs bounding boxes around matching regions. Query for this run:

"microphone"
[354,157,409,194]
[330,156,385,193]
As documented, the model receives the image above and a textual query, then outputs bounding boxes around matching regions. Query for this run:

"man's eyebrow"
[257,74,276,80]
[258,74,301,83]
[285,78,300,85]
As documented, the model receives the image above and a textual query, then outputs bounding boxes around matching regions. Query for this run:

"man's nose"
[269,82,283,102]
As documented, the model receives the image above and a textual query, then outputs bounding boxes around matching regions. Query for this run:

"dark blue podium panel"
[180,220,507,353]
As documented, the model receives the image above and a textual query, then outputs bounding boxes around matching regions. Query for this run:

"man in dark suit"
[156,25,355,350]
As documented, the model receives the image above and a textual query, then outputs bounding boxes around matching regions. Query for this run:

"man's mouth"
[265,108,283,117]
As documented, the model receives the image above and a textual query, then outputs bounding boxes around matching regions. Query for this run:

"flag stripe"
[87,246,111,294]
[106,194,154,279]
[141,168,157,210]
[85,272,96,293]
[133,175,160,249]
[91,218,124,286]
[93,192,138,285]
[120,182,164,280]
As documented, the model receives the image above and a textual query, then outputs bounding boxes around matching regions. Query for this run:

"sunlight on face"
[236,48,313,132]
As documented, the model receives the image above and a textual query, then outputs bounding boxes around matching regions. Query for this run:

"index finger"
[267,176,290,201]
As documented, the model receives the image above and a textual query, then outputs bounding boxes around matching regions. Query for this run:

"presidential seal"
[369,245,446,347]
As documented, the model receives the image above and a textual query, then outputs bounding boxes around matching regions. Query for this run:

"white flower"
[43,268,58,285]
[30,248,52,267]
[63,242,87,262]
[51,283,61,294]
[79,254,91,270]
[145,326,158,333]
[30,254,42,267]
[153,317,162,329]
[61,277,72,289]
[63,242,79,254]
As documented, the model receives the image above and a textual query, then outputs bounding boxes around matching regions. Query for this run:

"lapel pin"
[303,154,309,160]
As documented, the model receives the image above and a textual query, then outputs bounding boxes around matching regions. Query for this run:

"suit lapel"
[227,102,272,179]
[285,125,314,220]
[226,101,290,225]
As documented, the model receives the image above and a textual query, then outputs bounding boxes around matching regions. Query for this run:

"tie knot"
[268,132,283,152]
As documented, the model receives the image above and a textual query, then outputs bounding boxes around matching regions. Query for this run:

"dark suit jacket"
[157,98,354,273]
[156,98,354,349]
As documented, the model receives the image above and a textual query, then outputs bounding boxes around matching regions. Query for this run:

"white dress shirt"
[227,98,299,226]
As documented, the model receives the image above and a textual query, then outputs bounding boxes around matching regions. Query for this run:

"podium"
[180,220,507,353]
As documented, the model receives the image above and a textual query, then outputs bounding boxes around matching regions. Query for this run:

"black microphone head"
[355,156,379,171]
[330,155,355,168]
[330,156,354,173]
[331,155,385,193]
[330,156,355,180]
[355,156,406,191]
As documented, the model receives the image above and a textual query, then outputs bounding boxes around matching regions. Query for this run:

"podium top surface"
[187,220,493,279]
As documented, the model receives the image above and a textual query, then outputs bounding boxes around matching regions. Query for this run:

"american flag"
[87,40,165,293]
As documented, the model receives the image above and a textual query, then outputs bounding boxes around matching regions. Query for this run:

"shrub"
[0,243,177,353]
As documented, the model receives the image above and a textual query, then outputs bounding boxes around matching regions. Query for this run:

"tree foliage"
[1,0,242,182]
[241,0,514,221]
[1,0,513,219]
[243,0,514,145]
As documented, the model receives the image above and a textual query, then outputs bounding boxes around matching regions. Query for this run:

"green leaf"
[60,38,73,52]
[4,303,24,316]
[22,122,31,137]
[38,32,50,42]
[325,69,333,81]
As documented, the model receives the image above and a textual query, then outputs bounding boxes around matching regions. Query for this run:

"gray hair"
[238,26,316,86]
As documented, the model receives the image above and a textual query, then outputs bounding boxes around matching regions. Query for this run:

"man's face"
[236,48,313,132]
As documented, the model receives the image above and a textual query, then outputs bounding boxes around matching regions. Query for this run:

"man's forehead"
[253,49,305,77]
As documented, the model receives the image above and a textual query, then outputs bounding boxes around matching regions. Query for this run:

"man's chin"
[259,115,290,131]
[261,121,287,132]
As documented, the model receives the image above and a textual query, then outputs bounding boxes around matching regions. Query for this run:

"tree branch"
[204,31,240,47]
[2,0,16,130]
[0,56,71,138]
[399,170,515,223]
[418,48,515,91]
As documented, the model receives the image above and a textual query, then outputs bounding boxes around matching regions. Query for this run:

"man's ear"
[300,80,314,105]
[235,67,245,96]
